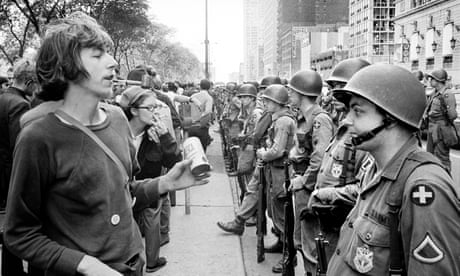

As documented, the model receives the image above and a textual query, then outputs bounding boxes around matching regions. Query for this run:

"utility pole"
[204,0,210,79]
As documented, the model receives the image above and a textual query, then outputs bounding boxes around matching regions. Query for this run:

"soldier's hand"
[76,255,122,276]
[312,187,337,204]
[289,175,305,192]
[256,148,266,159]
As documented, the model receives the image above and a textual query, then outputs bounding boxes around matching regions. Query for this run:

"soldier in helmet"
[324,58,371,126]
[221,82,242,174]
[257,84,296,272]
[328,64,460,275]
[216,83,265,233]
[422,68,457,171]
[217,76,286,236]
[305,58,372,273]
[286,69,335,274]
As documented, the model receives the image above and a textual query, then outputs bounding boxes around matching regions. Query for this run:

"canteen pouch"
[439,124,459,147]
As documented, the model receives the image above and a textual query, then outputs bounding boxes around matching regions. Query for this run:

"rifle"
[315,232,329,276]
[219,121,229,159]
[282,160,296,276]
[256,160,267,263]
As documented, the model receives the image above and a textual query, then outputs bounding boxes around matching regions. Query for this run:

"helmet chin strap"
[351,118,393,146]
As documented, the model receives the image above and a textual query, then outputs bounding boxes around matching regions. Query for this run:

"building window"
[411,60,419,70]
[442,23,453,56]
[426,57,434,70]
[443,56,453,68]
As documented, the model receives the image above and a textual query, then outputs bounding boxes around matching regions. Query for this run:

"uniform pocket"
[344,215,390,275]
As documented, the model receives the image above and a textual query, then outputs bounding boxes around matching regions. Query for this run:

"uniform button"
[364,212,369,217]
[365,233,372,241]
[336,249,341,255]
[361,195,366,200]
[320,169,324,173]
[348,222,353,228]
[111,214,120,225]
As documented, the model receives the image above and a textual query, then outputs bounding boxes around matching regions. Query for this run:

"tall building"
[243,0,259,81]
[393,0,460,86]
[261,0,279,77]
[277,0,349,78]
[349,0,396,63]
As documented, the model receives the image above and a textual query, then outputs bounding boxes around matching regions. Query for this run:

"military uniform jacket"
[241,105,263,139]
[315,127,373,205]
[261,107,296,163]
[327,136,460,276]
[427,86,457,123]
[290,104,335,191]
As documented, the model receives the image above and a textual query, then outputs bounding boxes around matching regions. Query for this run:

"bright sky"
[148,0,243,82]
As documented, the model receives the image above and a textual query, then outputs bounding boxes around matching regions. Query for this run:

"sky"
[148,0,243,82]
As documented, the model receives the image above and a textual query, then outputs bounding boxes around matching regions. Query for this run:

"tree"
[0,0,202,81]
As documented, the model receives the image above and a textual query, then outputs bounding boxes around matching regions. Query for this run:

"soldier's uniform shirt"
[315,128,372,204]
[328,136,460,276]
[289,104,334,269]
[426,86,457,170]
[293,104,335,190]
[427,86,457,122]
[261,108,296,164]
[242,105,263,138]
[259,107,296,232]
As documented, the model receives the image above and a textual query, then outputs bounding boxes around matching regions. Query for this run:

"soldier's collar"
[271,107,291,121]
[380,136,419,181]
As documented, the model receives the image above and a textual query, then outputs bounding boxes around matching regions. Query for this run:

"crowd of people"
[1,10,460,276]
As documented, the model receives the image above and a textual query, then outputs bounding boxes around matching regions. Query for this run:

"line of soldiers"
[216,58,460,276]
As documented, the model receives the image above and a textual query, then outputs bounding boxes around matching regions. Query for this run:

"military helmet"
[426,68,448,83]
[326,58,371,85]
[287,70,323,96]
[333,64,426,129]
[261,84,289,105]
[259,76,282,89]
[244,81,259,92]
[237,83,257,98]
[226,82,237,91]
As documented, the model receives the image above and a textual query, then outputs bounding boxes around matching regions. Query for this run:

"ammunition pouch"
[269,157,287,168]
[291,160,309,175]
[297,132,313,154]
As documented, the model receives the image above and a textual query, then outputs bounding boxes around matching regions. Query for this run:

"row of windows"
[411,0,434,9]
[410,56,453,71]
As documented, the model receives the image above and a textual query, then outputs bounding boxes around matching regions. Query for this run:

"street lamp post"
[204,0,210,80]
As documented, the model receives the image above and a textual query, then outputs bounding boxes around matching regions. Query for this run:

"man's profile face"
[346,95,385,150]
[77,47,117,99]
[287,88,301,107]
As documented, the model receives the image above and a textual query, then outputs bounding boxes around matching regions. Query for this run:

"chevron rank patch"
[410,184,434,206]
[413,233,444,264]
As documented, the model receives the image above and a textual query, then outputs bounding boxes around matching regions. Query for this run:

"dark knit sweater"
[4,104,159,275]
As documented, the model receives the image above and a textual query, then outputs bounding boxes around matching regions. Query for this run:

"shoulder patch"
[411,184,435,206]
[313,120,321,129]
[413,233,444,264]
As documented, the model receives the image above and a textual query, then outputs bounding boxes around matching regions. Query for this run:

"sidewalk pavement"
[149,125,245,275]
[150,124,306,276]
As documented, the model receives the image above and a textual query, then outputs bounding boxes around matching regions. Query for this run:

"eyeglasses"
[136,105,157,112]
